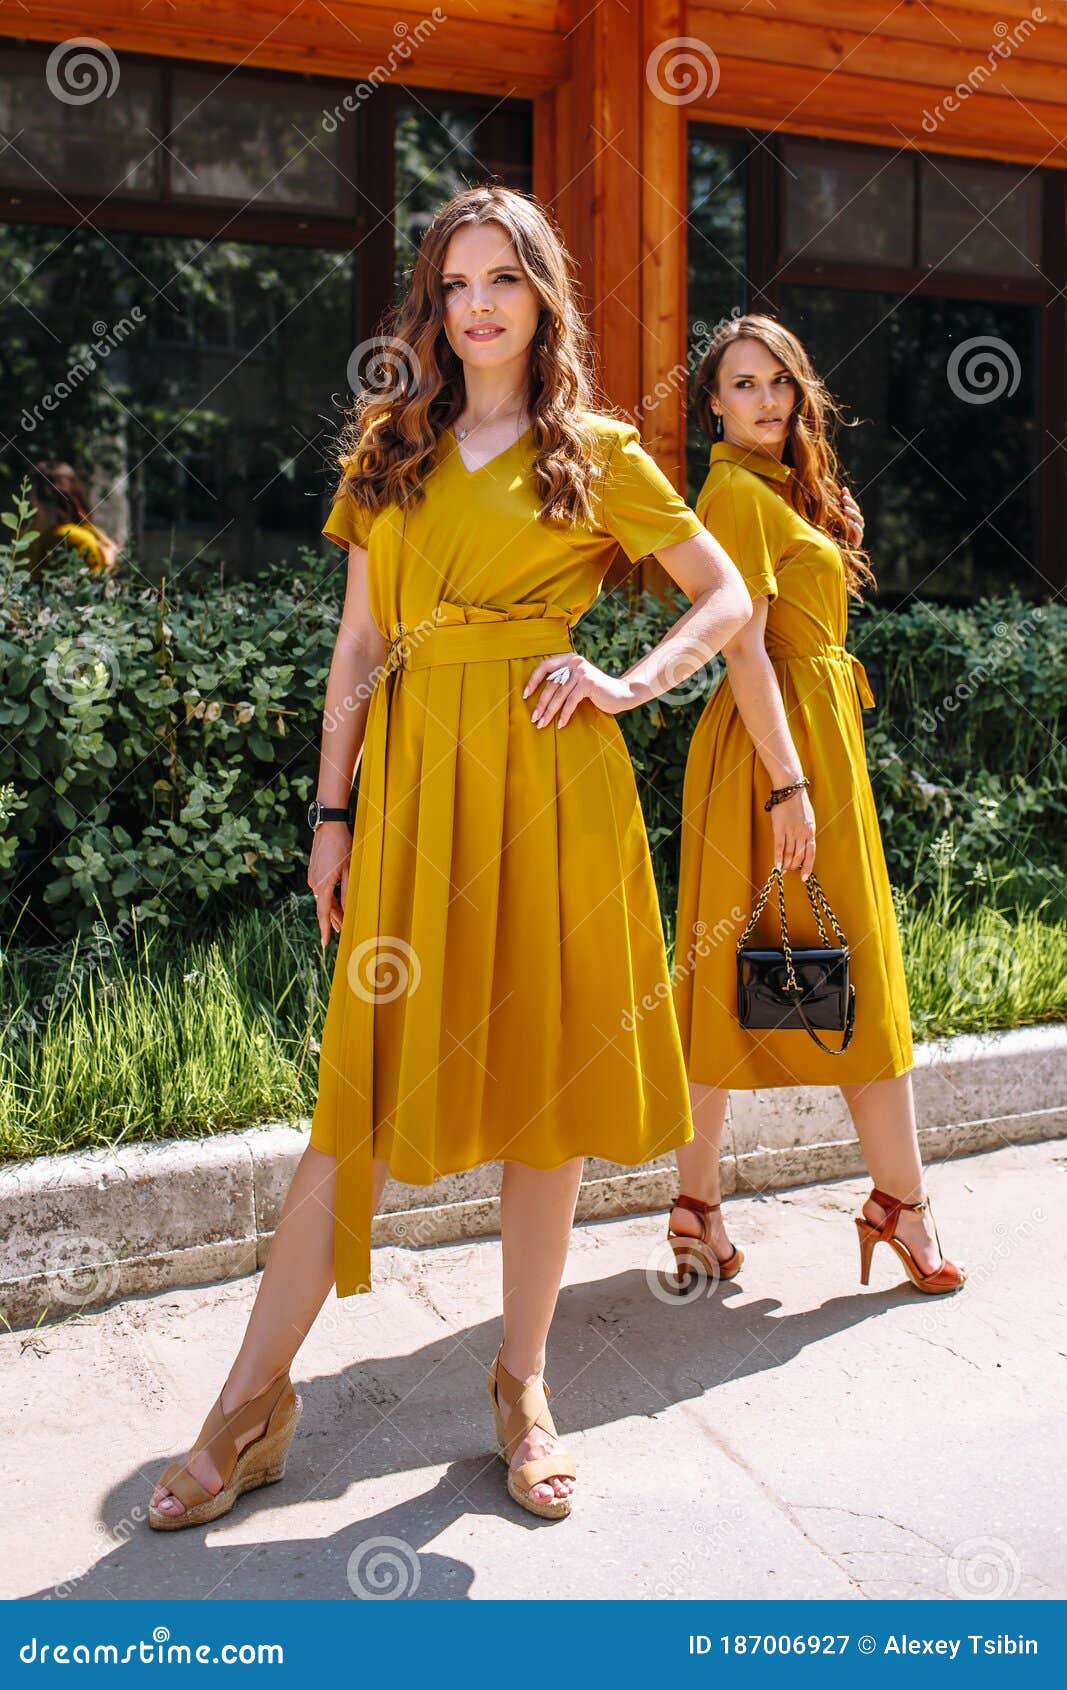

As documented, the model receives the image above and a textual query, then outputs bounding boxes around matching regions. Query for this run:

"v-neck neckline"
[443,422,534,476]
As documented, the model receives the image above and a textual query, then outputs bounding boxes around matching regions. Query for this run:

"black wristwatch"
[307,798,350,831]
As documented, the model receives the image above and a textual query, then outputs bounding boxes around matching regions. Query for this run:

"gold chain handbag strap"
[736,867,855,1054]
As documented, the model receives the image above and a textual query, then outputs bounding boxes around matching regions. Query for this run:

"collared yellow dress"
[311,413,705,1296]
[673,440,913,1089]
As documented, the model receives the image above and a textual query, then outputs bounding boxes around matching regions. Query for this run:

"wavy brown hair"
[692,313,876,600]
[328,185,609,531]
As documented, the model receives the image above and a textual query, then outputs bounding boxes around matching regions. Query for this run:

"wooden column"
[536,0,692,593]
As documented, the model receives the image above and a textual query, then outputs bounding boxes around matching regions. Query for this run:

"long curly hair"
[692,313,876,600]
[328,185,608,531]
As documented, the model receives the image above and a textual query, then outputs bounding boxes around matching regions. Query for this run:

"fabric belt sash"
[765,641,876,710]
[331,609,576,1297]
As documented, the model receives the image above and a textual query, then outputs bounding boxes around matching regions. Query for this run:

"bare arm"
[720,597,816,879]
[307,541,387,947]
[614,526,753,706]
[523,526,751,725]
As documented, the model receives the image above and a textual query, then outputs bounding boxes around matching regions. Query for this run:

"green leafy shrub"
[3,472,1063,944]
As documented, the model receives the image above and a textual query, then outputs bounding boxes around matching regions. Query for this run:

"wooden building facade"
[2,2,1064,598]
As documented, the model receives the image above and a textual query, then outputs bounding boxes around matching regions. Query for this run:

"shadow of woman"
[26,1262,910,1600]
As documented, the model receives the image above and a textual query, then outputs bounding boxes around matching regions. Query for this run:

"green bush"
[2,473,1064,943]
[2,479,340,940]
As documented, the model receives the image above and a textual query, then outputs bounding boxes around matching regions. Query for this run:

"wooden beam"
[690,5,1067,105]
[0,2,569,96]
[688,56,1067,169]
[540,1,696,593]
[638,0,693,596]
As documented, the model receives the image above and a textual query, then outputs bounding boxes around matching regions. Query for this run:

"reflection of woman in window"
[28,461,119,581]
[669,315,966,1296]
[149,185,751,1531]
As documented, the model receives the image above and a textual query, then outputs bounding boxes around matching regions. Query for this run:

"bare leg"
[495,1157,583,1504]
[840,1072,945,1275]
[669,1081,736,1261]
[151,1146,390,1517]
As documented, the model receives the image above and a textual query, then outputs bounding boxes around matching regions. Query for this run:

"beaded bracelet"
[764,777,810,811]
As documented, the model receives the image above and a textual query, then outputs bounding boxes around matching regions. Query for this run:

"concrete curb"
[2,1022,1063,1330]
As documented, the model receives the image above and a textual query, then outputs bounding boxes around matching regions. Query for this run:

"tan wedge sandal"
[148,1369,302,1531]
[487,1345,576,1521]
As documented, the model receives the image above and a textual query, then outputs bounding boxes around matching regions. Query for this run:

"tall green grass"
[0,893,327,1160]
[3,884,1064,1162]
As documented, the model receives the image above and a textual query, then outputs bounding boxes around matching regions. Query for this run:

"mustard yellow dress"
[673,440,913,1089]
[311,413,705,1296]
[28,521,112,581]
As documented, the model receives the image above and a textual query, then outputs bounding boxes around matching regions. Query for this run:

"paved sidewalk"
[3,1137,1063,1601]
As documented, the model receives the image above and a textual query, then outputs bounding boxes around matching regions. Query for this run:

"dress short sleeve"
[595,423,704,564]
[322,474,376,552]
[695,468,780,603]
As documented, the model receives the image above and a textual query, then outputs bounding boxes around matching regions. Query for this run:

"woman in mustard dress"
[148,186,751,1530]
[667,315,966,1297]
[27,460,120,581]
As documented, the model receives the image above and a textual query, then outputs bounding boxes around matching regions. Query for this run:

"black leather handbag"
[736,866,856,1055]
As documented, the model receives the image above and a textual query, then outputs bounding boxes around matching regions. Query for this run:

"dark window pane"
[779,285,1040,601]
[0,44,161,197]
[686,130,746,497]
[169,69,356,214]
[919,156,1042,279]
[781,137,914,265]
[0,222,356,581]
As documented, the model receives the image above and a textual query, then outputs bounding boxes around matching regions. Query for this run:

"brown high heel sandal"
[855,1186,966,1294]
[148,1368,302,1531]
[487,1345,576,1521]
[667,1193,744,1290]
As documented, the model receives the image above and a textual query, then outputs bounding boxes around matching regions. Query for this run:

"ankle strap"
[870,1186,927,1217]
[673,1193,721,1216]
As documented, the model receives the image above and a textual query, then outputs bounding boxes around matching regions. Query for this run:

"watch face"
[307,800,319,829]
